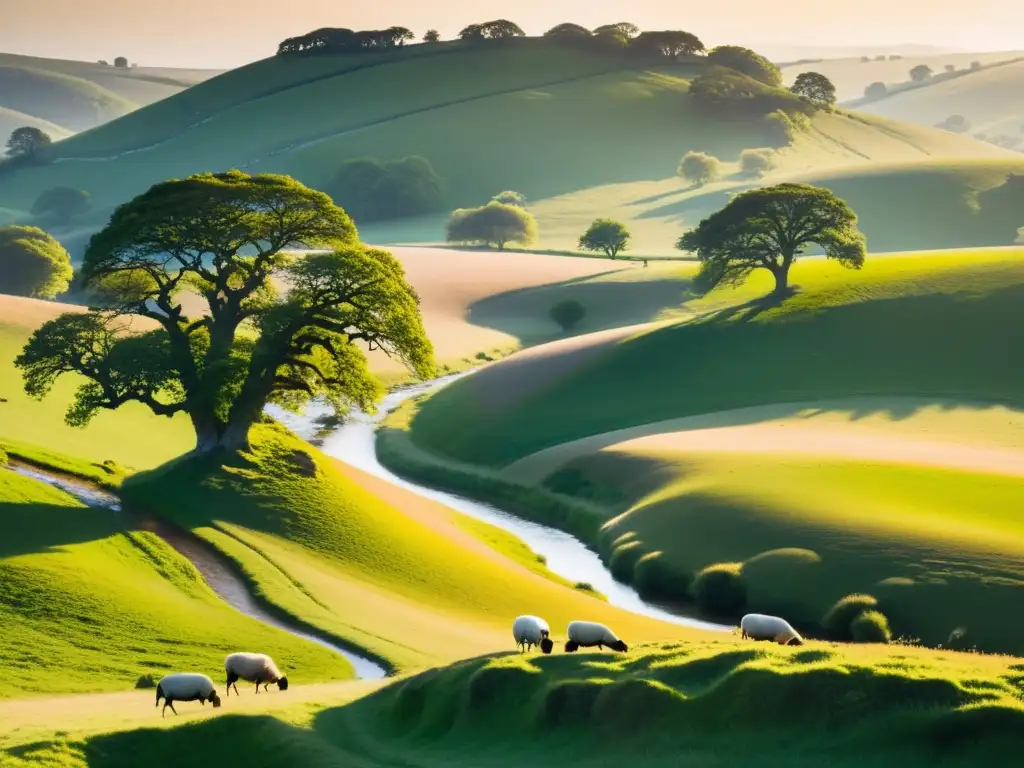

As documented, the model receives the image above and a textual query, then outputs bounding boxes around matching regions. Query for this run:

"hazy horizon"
[3,1,1023,69]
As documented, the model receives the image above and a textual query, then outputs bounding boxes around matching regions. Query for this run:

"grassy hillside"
[0,468,352,697]
[856,59,1024,140]
[0,53,222,135]
[5,642,1023,767]
[405,248,1024,466]
[0,40,1016,257]
[0,66,136,133]
[0,296,194,471]
[120,424,705,672]
[782,50,1024,102]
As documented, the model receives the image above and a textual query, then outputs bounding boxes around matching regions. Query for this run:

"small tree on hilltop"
[790,72,837,107]
[6,127,52,161]
[446,202,537,250]
[909,64,933,83]
[678,151,721,187]
[114,56,128,68]
[864,81,888,100]
[706,46,782,87]
[31,188,90,229]
[0,225,73,299]
[677,183,867,295]
[578,219,631,259]
[549,299,586,332]
[15,170,433,454]
[491,190,526,207]
[423,30,441,43]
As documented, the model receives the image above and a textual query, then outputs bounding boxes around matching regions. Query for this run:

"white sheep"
[564,620,628,653]
[512,615,553,654]
[224,652,289,695]
[740,613,804,646]
[155,673,221,717]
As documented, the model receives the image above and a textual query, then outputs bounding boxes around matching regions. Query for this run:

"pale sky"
[3,1,1022,69]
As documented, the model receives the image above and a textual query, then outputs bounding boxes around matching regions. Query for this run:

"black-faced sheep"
[225,652,289,695]
[740,613,804,645]
[564,620,628,652]
[512,614,554,654]
[155,673,221,717]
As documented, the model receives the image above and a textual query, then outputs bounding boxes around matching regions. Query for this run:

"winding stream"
[272,374,731,634]
[4,463,388,680]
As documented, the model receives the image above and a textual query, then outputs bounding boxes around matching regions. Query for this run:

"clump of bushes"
[135,673,157,689]
[691,562,746,616]
[822,593,892,643]
[739,148,776,177]
[327,156,443,223]
[850,610,892,644]
[549,299,586,332]
[678,151,722,186]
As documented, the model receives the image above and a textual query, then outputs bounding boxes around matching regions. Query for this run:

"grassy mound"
[0,296,194,471]
[406,248,1024,467]
[0,65,136,132]
[0,468,352,697]
[7,643,1023,767]
[120,423,703,671]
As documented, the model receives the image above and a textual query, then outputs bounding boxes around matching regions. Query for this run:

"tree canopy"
[327,156,443,223]
[790,72,837,107]
[446,202,537,250]
[632,30,705,58]
[31,187,90,228]
[278,27,415,54]
[16,171,433,455]
[0,225,73,299]
[6,127,52,161]
[459,20,526,40]
[706,46,782,86]
[578,219,630,259]
[677,183,866,294]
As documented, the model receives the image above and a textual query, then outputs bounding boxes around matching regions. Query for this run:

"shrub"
[446,202,538,250]
[491,190,526,207]
[762,109,809,147]
[0,225,73,299]
[707,45,782,86]
[549,299,586,332]
[135,673,156,689]
[691,563,746,616]
[850,610,892,644]
[678,151,722,186]
[633,552,691,601]
[739,148,775,177]
[864,81,888,100]
[822,594,879,640]
[327,156,443,223]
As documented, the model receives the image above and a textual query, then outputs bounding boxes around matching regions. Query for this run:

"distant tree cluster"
[327,156,443,223]
[0,225,73,300]
[278,27,416,54]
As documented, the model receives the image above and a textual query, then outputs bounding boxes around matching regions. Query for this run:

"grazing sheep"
[564,620,628,653]
[225,652,289,695]
[740,613,804,646]
[155,673,221,717]
[512,615,554,654]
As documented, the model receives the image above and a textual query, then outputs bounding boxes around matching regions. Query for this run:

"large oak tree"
[677,183,866,294]
[16,171,433,454]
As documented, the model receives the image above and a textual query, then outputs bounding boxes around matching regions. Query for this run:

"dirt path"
[503,397,1024,483]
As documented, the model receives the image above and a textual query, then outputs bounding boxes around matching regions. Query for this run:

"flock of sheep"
[153,614,801,717]
[155,652,288,717]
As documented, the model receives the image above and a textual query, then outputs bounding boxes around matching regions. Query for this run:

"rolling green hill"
[0,468,352,697]
[0,40,1018,256]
